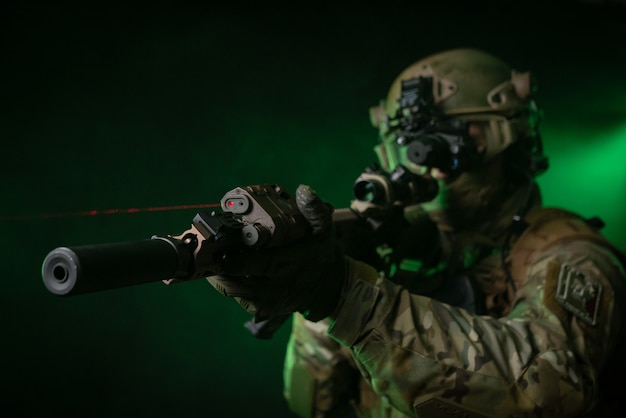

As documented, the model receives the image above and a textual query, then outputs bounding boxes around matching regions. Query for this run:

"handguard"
[42,184,310,296]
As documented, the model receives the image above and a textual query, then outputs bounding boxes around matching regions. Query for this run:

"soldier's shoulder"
[519,207,624,263]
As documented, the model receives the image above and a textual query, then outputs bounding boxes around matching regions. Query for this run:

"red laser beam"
[0,203,221,221]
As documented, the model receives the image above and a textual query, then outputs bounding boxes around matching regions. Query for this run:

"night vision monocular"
[390,77,482,173]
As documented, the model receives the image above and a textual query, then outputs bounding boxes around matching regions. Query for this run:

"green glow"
[398,258,423,273]
[5,3,626,417]
[538,123,626,248]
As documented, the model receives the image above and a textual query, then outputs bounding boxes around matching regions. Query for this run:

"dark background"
[2,1,625,417]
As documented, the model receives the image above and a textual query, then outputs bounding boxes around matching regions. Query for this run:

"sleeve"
[283,313,360,418]
[326,241,626,417]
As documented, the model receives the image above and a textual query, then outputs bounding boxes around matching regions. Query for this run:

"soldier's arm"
[283,314,360,418]
[327,242,625,417]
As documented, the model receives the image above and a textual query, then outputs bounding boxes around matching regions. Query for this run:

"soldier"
[208,48,626,417]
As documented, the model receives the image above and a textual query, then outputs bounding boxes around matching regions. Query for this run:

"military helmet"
[370,48,546,175]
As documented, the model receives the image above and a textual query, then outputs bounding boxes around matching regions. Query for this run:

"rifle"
[41,164,437,338]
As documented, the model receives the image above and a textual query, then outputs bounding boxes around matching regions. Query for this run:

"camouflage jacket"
[283,207,626,417]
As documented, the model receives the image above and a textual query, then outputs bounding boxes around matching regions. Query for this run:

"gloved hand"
[207,185,346,322]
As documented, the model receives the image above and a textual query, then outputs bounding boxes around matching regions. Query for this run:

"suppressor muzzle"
[41,239,182,296]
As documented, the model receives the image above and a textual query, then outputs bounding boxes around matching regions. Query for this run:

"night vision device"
[388,76,482,173]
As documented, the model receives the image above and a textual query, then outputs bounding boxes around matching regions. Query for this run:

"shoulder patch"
[556,263,602,326]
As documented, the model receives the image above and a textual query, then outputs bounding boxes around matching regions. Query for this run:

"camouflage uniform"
[283,48,626,417]
[283,200,626,417]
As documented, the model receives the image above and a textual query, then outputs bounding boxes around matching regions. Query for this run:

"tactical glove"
[207,185,346,322]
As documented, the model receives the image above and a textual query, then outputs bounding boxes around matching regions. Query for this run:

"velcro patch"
[556,263,602,326]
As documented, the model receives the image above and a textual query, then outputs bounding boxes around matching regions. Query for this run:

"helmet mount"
[388,76,481,173]
[372,48,548,178]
